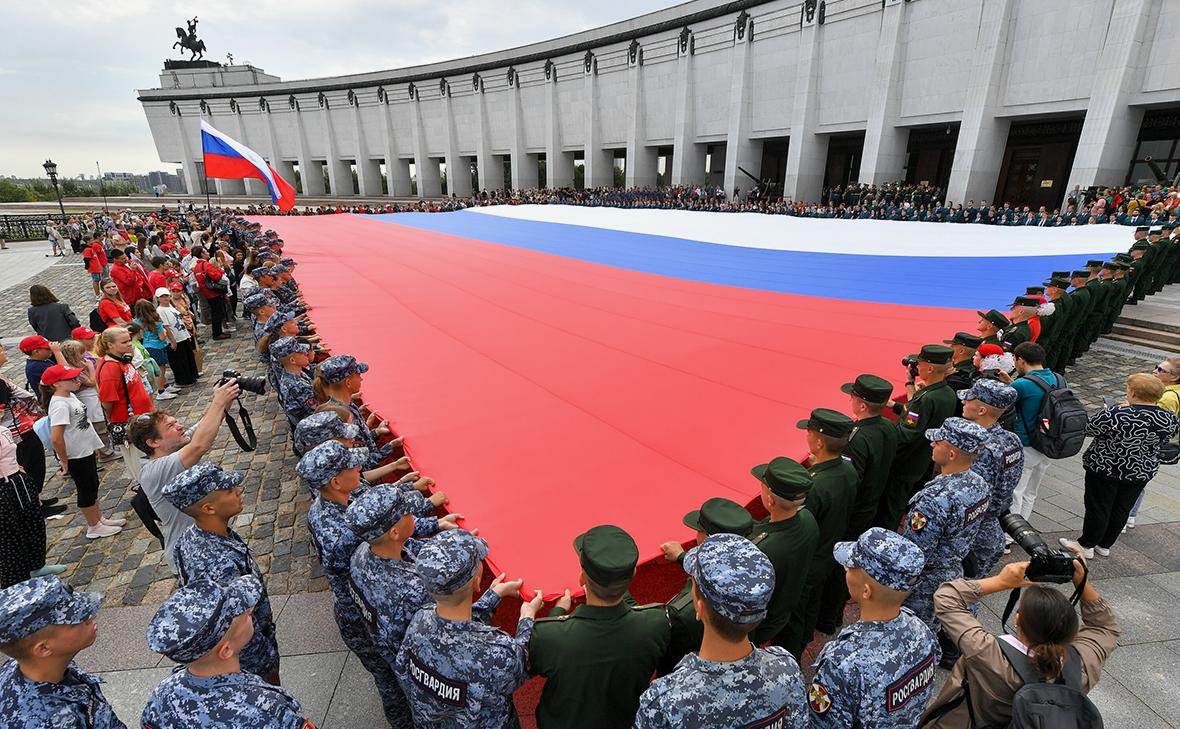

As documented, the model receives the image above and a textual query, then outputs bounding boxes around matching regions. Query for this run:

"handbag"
[97,360,133,447]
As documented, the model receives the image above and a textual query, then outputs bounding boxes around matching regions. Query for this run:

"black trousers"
[131,487,164,546]
[0,472,46,587]
[1080,469,1145,549]
[208,294,226,337]
[169,338,198,386]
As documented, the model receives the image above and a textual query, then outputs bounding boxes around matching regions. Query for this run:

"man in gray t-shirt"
[128,379,241,572]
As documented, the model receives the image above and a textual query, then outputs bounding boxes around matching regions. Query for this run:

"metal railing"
[0,214,69,242]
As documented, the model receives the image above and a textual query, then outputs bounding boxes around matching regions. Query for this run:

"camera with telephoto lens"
[999,513,1077,583]
[217,370,266,395]
[901,354,920,368]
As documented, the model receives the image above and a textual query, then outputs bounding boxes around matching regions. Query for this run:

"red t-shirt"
[96,358,153,423]
[83,244,104,274]
[98,299,132,327]
[148,271,167,293]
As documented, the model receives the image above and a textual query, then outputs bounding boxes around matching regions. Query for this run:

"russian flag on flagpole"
[200,119,296,211]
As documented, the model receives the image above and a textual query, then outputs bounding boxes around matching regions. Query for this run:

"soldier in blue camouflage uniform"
[900,418,992,631]
[296,442,409,725]
[273,337,318,429]
[342,486,493,727]
[295,412,445,516]
[808,528,939,728]
[164,462,281,683]
[0,576,126,729]
[636,534,808,729]
[317,355,395,466]
[395,530,542,728]
[958,379,1023,577]
[142,576,311,728]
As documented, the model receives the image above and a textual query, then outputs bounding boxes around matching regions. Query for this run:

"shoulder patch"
[903,411,920,427]
[886,655,937,712]
[1002,445,1022,468]
[908,511,927,532]
[963,495,990,527]
[633,602,664,610]
[751,532,768,545]
[746,707,791,729]
[808,682,832,715]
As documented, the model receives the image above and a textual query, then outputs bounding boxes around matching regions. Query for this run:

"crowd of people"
[0,203,1177,729]
[198,179,1180,229]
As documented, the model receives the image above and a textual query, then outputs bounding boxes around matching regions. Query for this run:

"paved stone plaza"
[2,238,1179,726]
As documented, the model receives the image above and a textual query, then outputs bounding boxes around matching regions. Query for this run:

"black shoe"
[41,503,68,519]
[938,628,961,669]
[40,497,60,507]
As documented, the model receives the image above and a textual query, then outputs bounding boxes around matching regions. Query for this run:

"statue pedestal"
[164,59,222,70]
[158,63,281,91]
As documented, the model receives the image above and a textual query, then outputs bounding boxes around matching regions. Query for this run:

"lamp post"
[42,159,66,217]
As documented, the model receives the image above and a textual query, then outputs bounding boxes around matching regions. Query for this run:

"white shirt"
[48,394,104,460]
[157,305,191,342]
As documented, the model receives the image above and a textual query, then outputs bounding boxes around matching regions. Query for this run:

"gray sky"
[2,0,672,179]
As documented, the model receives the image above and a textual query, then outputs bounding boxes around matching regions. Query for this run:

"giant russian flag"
[256,207,1128,599]
[201,120,296,210]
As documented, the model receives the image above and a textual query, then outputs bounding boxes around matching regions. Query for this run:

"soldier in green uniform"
[1070,263,1106,361]
[1064,270,1096,367]
[656,498,753,676]
[1130,237,1159,303]
[528,525,671,729]
[975,310,1010,347]
[1041,277,1072,371]
[1147,227,1170,295]
[1100,262,1130,334]
[1001,296,1038,350]
[943,332,982,396]
[817,375,899,635]
[1083,264,1116,351]
[782,409,858,660]
[875,345,958,532]
[748,457,819,647]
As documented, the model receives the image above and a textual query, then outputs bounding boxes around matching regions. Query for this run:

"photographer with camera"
[127,378,241,574]
[921,534,1118,728]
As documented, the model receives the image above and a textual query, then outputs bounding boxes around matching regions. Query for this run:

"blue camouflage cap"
[683,533,775,624]
[254,266,276,278]
[833,527,925,592]
[957,378,1018,410]
[270,264,290,274]
[345,484,414,542]
[280,258,296,267]
[270,336,310,360]
[296,441,369,490]
[925,416,989,454]
[0,576,102,644]
[146,576,262,663]
[415,529,488,595]
[242,291,277,312]
[162,462,245,511]
[293,411,361,453]
[262,309,295,335]
[319,355,369,384]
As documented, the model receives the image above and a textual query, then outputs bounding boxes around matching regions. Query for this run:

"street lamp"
[42,159,66,217]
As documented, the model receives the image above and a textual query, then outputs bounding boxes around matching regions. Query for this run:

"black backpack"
[997,640,1103,729]
[1021,372,1088,459]
[89,308,108,333]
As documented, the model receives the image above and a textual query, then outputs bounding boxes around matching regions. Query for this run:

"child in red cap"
[19,336,55,392]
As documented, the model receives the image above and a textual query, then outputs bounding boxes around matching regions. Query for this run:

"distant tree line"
[0,178,140,203]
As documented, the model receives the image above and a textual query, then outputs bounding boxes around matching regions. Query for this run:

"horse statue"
[172,16,206,61]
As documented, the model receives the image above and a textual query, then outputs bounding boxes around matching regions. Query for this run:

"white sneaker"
[1094,546,1111,557]
[156,391,178,401]
[86,523,122,539]
[1126,517,1136,529]
[1058,537,1094,560]
[100,515,127,527]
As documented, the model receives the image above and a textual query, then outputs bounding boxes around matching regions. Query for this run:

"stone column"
[378,90,413,197]
[289,97,325,196]
[783,13,827,202]
[545,63,574,188]
[625,46,657,188]
[349,92,381,196]
[410,88,441,197]
[474,77,504,192]
[259,100,296,197]
[319,94,352,195]
[670,30,704,186]
[583,54,614,188]
[723,15,760,199]
[171,105,202,195]
[442,83,473,197]
[858,0,909,185]
[1066,0,1159,192]
[227,102,266,197]
[509,73,538,189]
[946,0,1015,205]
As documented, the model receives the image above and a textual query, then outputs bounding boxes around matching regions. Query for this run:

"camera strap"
[1000,560,1089,635]
[224,399,257,452]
